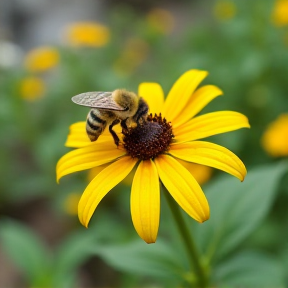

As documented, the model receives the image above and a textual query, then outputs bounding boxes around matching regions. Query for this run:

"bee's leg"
[120,118,128,133]
[109,119,120,146]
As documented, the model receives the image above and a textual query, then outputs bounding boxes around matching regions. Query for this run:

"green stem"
[164,190,208,288]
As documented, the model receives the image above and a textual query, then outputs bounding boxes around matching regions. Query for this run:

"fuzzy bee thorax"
[112,89,139,118]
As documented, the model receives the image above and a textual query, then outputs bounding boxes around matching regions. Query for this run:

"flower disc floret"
[123,113,174,160]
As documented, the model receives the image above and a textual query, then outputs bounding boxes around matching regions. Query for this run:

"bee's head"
[112,89,139,119]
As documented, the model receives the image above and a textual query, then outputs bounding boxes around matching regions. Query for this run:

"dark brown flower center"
[123,113,174,160]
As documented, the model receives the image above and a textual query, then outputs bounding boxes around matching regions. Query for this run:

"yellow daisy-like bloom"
[214,0,236,21]
[272,0,288,27]
[57,70,250,243]
[19,76,46,101]
[24,47,59,72]
[63,193,81,215]
[113,38,149,76]
[146,8,175,35]
[63,22,110,47]
[177,161,213,185]
[261,114,288,157]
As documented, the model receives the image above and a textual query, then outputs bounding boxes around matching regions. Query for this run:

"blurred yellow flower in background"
[113,38,149,76]
[272,0,288,26]
[63,22,110,47]
[261,114,288,157]
[63,193,81,215]
[57,70,250,243]
[146,8,175,34]
[88,164,109,182]
[177,160,213,185]
[214,0,236,21]
[24,46,59,72]
[19,76,46,101]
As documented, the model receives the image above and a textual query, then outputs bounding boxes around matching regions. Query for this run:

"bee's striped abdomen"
[86,109,107,141]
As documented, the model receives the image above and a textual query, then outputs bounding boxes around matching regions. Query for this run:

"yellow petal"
[173,85,223,128]
[65,122,90,148]
[138,82,164,114]
[154,155,209,223]
[69,122,86,133]
[65,134,91,148]
[170,141,247,181]
[78,156,138,227]
[65,121,122,148]
[162,70,208,122]
[56,142,126,182]
[65,133,114,148]
[173,111,250,143]
[131,160,160,244]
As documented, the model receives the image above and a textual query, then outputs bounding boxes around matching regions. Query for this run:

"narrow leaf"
[212,251,285,287]
[194,161,288,261]
[94,239,184,281]
[0,219,51,285]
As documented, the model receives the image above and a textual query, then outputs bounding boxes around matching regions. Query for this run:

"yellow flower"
[146,8,175,34]
[214,0,236,21]
[63,193,81,215]
[57,70,250,243]
[113,38,149,76]
[272,0,288,26]
[19,76,46,101]
[24,47,59,72]
[63,22,110,47]
[177,160,213,185]
[261,114,288,157]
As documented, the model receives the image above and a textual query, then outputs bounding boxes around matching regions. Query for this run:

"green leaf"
[94,238,184,282]
[52,210,148,287]
[0,219,51,286]
[52,229,97,288]
[212,251,285,287]
[280,243,288,275]
[195,161,288,262]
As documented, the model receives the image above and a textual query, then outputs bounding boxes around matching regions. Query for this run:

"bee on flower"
[57,70,250,243]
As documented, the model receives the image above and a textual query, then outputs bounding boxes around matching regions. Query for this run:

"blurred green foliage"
[0,0,288,287]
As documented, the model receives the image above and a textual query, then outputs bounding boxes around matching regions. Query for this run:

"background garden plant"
[0,0,288,287]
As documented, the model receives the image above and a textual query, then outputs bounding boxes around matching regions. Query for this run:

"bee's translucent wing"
[71,92,125,111]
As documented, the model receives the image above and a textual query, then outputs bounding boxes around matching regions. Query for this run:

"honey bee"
[72,89,149,146]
